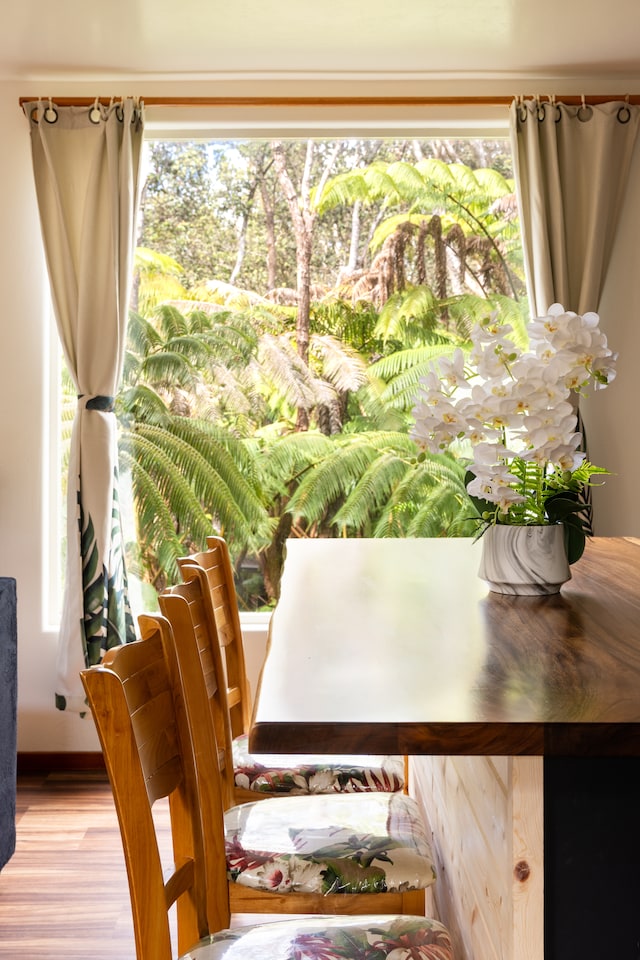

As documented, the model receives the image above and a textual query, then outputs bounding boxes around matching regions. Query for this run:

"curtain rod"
[18,95,640,108]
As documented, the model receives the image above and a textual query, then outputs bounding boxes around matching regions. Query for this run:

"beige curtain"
[24,98,145,712]
[509,98,640,317]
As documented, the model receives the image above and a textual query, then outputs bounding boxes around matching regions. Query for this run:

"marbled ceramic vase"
[478,523,571,596]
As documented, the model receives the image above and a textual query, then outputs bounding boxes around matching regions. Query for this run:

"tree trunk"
[229,215,248,284]
[296,233,312,367]
[271,140,313,364]
[270,140,339,431]
[259,511,293,601]
[229,176,260,284]
[259,179,278,290]
[271,140,314,431]
[347,200,361,273]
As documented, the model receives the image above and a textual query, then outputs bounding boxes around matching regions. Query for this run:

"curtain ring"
[115,101,124,122]
[554,103,562,122]
[518,101,527,122]
[577,95,593,122]
[44,97,58,124]
[618,104,632,124]
[536,102,546,121]
[89,98,102,124]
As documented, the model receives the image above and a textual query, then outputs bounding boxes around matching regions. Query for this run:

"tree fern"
[371,453,476,538]
[285,432,464,535]
[286,441,382,520]
[254,432,335,488]
[369,344,469,413]
[118,447,187,584]
[165,418,267,529]
[124,429,224,545]
[331,452,412,532]
[131,421,266,544]
[374,286,441,343]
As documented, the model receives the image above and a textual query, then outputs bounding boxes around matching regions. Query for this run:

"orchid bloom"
[410,303,616,523]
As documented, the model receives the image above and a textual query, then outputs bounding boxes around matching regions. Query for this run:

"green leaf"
[544,492,589,523]
[562,516,587,565]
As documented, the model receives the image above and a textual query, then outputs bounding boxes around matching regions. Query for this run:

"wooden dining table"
[251,535,640,756]
[249,536,640,960]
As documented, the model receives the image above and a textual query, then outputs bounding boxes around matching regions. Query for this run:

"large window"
[52,116,526,620]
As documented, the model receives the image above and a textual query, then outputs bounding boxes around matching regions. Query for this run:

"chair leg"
[400,887,426,916]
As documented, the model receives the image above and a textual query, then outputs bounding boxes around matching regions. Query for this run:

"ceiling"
[2,0,640,86]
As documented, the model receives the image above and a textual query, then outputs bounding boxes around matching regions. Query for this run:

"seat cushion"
[225,791,435,895]
[182,914,454,959]
[232,734,405,794]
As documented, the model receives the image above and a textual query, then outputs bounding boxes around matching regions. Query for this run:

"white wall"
[0,84,86,752]
[2,77,639,753]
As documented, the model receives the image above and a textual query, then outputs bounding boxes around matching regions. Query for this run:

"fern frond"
[287,442,381,521]
[310,334,369,392]
[332,453,410,531]
[258,333,319,410]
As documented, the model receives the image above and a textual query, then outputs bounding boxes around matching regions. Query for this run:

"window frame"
[47,104,513,625]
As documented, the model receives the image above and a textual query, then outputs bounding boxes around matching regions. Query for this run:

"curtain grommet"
[618,105,632,124]
[89,105,102,124]
[577,104,593,122]
[44,106,58,124]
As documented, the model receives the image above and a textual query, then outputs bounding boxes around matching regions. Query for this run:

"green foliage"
[119,418,269,586]
[310,299,382,355]
[320,155,524,304]
[286,433,475,539]
[114,138,526,603]
[467,460,610,565]
[138,144,222,288]
[368,294,529,415]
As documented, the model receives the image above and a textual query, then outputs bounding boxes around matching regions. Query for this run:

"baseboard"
[17,751,105,774]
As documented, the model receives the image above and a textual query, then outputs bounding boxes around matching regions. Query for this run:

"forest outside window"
[55,126,526,620]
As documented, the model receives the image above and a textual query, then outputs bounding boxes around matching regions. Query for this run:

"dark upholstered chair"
[0,577,17,871]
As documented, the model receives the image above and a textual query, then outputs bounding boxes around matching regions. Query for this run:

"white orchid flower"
[409,303,614,531]
[439,348,468,389]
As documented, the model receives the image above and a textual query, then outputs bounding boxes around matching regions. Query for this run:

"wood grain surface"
[250,537,640,757]
[0,774,281,959]
[0,772,162,959]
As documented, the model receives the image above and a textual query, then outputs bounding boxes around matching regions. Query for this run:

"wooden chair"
[158,576,436,918]
[80,617,454,960]
[178,535,407,801]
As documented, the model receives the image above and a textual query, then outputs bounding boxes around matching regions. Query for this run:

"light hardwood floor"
[0,771,291,958]
[0,771,171,959]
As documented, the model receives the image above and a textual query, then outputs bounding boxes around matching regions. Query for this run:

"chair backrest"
[177,535,251,738]
[158,578,237,811]
[80,615,230,960]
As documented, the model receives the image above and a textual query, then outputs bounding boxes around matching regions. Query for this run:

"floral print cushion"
[182,914,454,959]
[225,792,435,895]
[232,734,405,794]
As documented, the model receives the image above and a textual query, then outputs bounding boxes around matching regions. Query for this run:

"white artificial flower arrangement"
[410,303,617,563]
